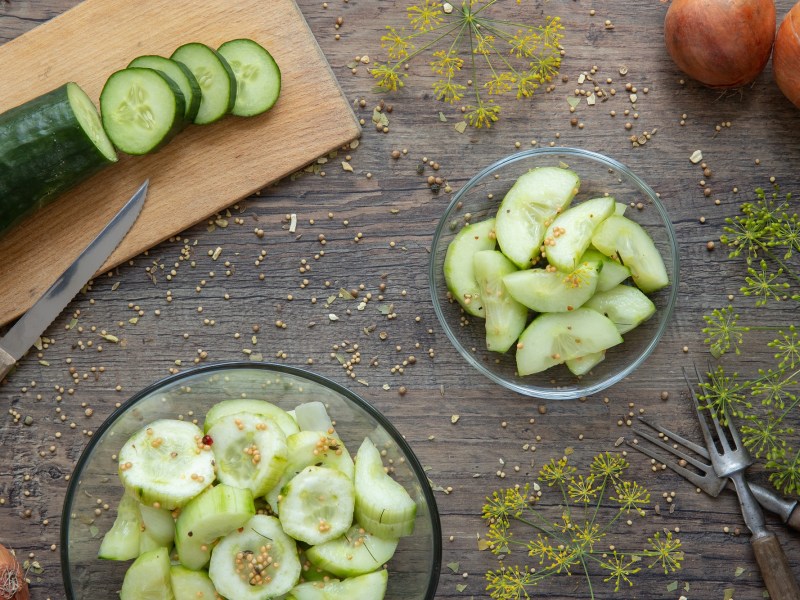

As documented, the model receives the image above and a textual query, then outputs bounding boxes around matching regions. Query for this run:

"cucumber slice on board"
[98,493,142,561]
[204,398,299,438]
[0,83,117,237]
[472,250,528,353]
[591,215,669,293]
[118,419,216,509]
[209,514,301,599]
[266,430,355,514]
[583,284,656,334]
[279,465,355,545]
[515,308,623,376]
[175,483,255,570]
[288,569,388,600]
[443,218,497,318]
[495,167,580,269]
[127,55,202,122]
[119,546,174,600]
[169,565,218,600]
[207,412,289,496]
[354,438,416,539]
[171,42,236,124]
[217,38,281,117]
[306,524,398,578]
[503,260,601,314]
[543,196,616,272]
[100,67,186,155]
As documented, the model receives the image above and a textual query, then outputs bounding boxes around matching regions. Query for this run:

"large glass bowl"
[429,148,679,400]
[61,362,442,599]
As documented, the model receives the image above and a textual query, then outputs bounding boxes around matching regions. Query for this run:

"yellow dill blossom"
[482,453,682,600]
[373,1,565,127]
[601,552,642,591]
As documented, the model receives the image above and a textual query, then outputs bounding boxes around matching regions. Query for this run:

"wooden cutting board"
[0,0,360,326]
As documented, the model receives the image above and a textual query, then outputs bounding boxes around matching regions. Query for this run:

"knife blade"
[0,180,149,380]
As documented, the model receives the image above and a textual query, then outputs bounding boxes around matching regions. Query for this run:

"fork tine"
[626,435,724,495]
[637,416,710,458]
[683,365,721,452]
[632,425,713,472]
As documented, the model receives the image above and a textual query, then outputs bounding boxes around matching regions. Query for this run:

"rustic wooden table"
[3,1,800,598]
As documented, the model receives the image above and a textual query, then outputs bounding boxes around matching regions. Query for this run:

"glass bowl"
[61,362,442,599]
[429,147,679,400]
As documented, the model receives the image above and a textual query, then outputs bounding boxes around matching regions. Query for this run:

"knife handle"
[752,531,800,600]
[0,347,15,382]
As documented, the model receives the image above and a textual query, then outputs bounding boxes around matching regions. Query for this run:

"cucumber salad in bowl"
[430,148,679,399]
[62,364,440,600]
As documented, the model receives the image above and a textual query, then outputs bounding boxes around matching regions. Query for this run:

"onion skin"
[664,0,776,88]
[774,1,800,108]
[0,544,28,600]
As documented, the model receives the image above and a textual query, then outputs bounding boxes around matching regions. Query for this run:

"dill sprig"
[372,0,565,128]
[482,453,683,599]
[701,185,800,495]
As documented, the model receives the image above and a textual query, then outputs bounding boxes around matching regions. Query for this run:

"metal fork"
[686,365,800,600]
[628,417,800,530]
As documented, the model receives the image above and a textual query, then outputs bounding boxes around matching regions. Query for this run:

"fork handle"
[752,531,800,600]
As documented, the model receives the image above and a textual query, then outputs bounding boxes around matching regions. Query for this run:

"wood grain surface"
[2,1,800,599]
[0,0,360,326]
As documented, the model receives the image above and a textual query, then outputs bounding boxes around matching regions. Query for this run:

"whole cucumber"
[0,82,118,237]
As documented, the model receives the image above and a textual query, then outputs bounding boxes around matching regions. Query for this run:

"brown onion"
[0,544,28,600]
[773,1,800,107]
[664,0,776,88]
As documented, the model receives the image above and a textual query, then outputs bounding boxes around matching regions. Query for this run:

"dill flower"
[373,1,565,127]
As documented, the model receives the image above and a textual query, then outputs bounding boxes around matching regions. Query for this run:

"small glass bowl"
[61,362,442,599]
[429,147,679,400]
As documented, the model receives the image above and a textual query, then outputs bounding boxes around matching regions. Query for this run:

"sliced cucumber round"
[266,430,355,514]
[306,524,398,578]
[170,565,218,600]
[495,167,580,269]
[288,569,388,600]
[591,215,669,293]
[127,55,202,122]
[171,42,236,125]
[209,514,301,599]
[98,493,142,561]
[204,398,299,438]
[217,38,281,117]
[354,438,416,539]
[515,307,623,375]
[503,260,601,314]
[583,283,656,334]
[119,546,174,600]
[175,482,255,570]
[279,466,355,545]
[207,412,289,496]
[543,196,616,272]
[473,250,528,353]
[118,419,215,509]
[139,502,175,549]
[293,400,334,433]
[443,217,497,318]
[100,67,186,155]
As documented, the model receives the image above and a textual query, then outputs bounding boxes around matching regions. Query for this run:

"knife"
[0,180,149,381]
